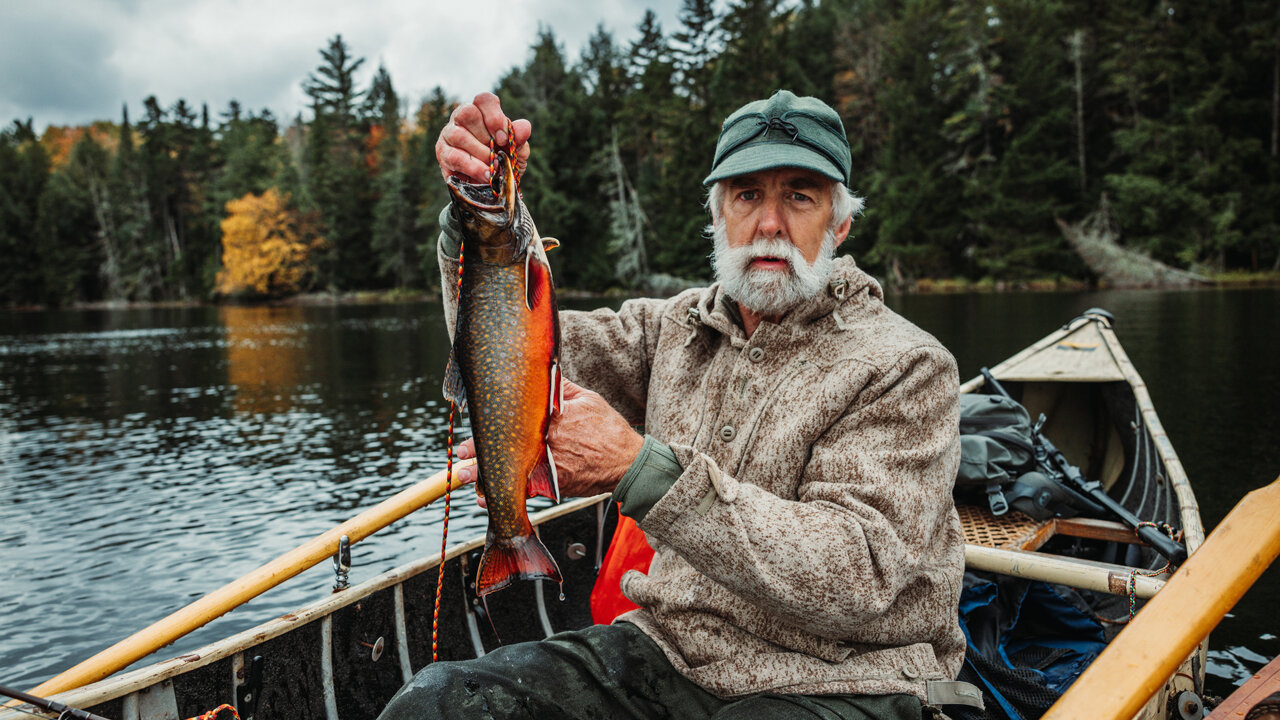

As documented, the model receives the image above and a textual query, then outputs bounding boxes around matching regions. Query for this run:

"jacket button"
[747,347,765,363]
[902,665,919,679]
[720,425,736,441]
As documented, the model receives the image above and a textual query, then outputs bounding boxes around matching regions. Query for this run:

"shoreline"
[4,272,1276,312]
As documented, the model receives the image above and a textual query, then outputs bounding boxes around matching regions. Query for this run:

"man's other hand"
[450,380,645,501]
[435,92,532,183]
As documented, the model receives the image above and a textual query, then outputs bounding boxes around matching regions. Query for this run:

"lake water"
[1,287,1276,702]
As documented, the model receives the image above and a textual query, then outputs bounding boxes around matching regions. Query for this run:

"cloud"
[1,0,685,130]
[0,2,127,126]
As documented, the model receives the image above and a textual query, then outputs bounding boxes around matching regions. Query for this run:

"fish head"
[446,151,531,265]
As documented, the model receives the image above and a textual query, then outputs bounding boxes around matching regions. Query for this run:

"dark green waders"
[377,623,923,720]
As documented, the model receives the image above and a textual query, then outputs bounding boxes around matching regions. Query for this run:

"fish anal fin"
[475,532,562,597]
[442,348,468,410]
[527,446,560,503]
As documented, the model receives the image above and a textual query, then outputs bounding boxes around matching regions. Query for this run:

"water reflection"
[221,305,307,415]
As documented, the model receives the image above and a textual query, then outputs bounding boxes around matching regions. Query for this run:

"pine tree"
[369,64,421,289]
[413,86,455,287]
[303,35,374,290]
[0,120,50,303]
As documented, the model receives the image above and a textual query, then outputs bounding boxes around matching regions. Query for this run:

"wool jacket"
[438,229,966,701]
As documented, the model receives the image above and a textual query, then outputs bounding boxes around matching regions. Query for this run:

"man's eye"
[791,192,812,202]
[738,190,758,201]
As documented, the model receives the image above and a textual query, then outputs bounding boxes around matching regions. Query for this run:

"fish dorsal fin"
[442,347,468,411]
[525,250,552,311]
[541,237,560,252]
[527,445,561,503]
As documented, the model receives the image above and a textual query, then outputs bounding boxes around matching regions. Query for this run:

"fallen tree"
[1056,195,1207,288]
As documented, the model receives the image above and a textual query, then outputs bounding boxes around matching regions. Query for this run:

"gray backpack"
[956,394,1081,520]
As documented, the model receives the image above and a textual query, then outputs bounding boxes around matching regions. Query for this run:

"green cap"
[703,90,851,186]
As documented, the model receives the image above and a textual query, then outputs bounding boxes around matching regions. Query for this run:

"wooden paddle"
[23,459,475,700]
[1043,475,1280,720]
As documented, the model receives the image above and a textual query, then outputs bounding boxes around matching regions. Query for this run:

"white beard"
[710,224,837,316]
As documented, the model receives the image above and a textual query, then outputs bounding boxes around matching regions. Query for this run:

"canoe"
[1,309,1213,720]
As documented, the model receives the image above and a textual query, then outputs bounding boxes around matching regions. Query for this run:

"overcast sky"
[1,0,686,132]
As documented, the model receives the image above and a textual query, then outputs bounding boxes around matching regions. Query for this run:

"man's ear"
[834,213,853,249]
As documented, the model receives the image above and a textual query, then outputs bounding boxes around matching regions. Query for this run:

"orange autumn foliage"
[41,123,119,169]
[216,189,325,297]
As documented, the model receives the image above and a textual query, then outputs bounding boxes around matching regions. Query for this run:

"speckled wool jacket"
[440,241,966,701]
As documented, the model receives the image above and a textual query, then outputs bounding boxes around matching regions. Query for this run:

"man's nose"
[757,197,786,238]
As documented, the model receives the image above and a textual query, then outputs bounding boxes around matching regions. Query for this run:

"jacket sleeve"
[636,344,962,638]
[436,209,665,426]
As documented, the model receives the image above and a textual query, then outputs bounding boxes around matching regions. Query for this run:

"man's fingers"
[441,122,491,165]
[436,140,488,182]
[456,438,476,459]
[472,93,510,144]
[450,103,490,151]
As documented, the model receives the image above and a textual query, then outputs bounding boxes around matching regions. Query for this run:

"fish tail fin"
[476,531,562,596]
[527,446,561,503]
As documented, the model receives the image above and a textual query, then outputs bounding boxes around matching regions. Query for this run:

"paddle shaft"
[979,368,1187,564]
[25,460,474,699]
[1044,476,1280,719]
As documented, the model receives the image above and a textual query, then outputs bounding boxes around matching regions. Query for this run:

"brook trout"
[443,150,563,596]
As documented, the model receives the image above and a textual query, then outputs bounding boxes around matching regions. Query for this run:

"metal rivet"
[748,347,765,363]
[720,425,735,441]
[359,637,385,662]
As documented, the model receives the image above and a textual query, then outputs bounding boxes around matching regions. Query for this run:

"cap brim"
[703,143,845,186]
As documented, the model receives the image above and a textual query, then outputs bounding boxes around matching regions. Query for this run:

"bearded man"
[379,90,977,720]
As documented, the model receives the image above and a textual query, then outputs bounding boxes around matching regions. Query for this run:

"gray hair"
[705,180,866,238]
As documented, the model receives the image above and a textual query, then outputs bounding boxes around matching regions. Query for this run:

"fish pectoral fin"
[541,237,560,252]
[527,446,561,503]
[525,251,552,311]
[549,361,562,415]
[443,348,468,410]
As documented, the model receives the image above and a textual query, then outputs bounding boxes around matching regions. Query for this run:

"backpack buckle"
[986,483,1009,515]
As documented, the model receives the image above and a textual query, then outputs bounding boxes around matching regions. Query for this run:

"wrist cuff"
[613,436,683,523]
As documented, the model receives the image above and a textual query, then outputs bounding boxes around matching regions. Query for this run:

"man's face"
[721,167,837,263]
[711,167,850,316]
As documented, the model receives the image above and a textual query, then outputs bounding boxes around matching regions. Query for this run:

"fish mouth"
[445,152,519,226]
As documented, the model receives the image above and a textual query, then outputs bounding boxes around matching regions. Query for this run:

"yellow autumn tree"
[216,189,325,297]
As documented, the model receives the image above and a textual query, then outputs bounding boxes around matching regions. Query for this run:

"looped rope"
[487,120,523,197]
[185,705,240,720]
[1099,521,1184,625]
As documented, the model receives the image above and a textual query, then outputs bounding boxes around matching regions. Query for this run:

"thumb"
[560,378,588,400]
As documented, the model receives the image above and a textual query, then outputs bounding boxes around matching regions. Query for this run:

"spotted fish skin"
[444,152,562,596]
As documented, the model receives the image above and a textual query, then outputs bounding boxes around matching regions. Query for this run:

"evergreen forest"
[2,0,1278,306]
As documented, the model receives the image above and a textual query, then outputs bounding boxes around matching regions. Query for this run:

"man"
[380,90,973,719]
